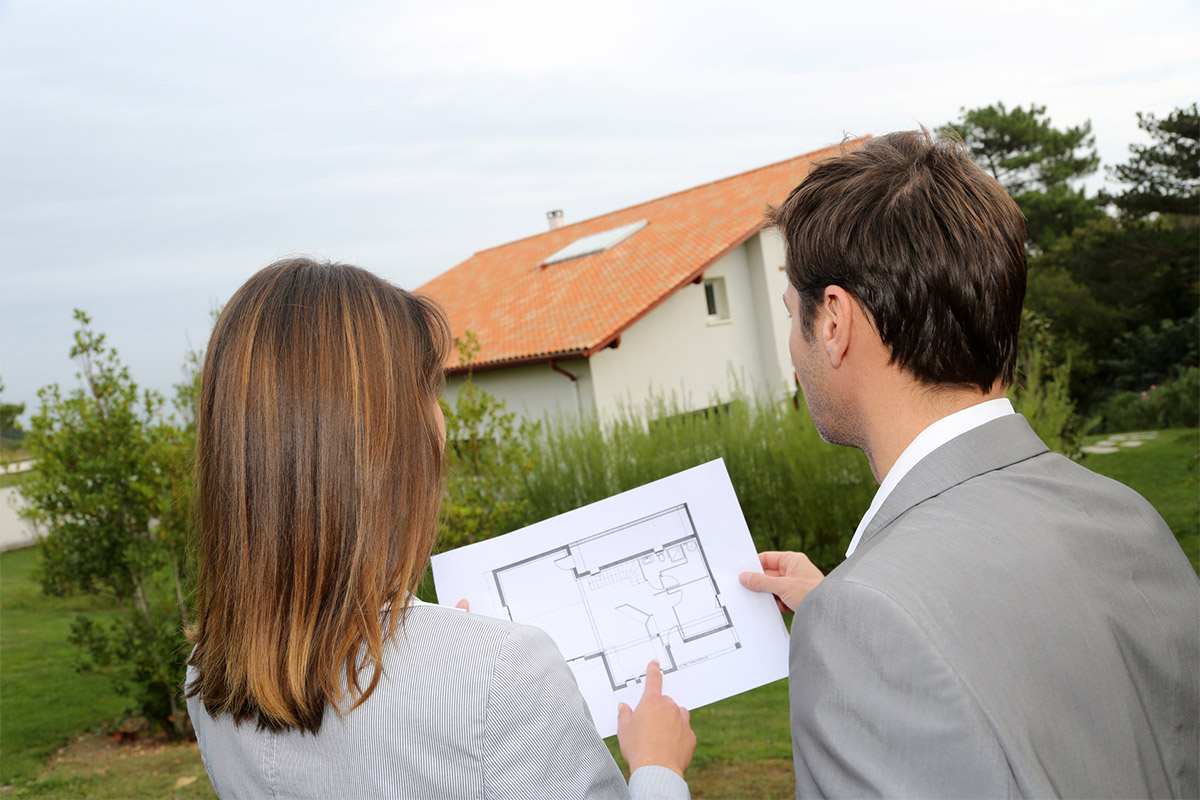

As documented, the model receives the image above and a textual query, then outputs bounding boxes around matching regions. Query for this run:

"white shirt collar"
[845,398,1015,557]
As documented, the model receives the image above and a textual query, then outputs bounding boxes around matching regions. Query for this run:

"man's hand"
[616,660,696,779]
[739,551,825,612]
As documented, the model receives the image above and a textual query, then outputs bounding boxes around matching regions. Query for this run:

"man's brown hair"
[186,258,450,734]
[768,130,1027,392]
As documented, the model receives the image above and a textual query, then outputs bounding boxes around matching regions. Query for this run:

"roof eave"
[444,348,590,376]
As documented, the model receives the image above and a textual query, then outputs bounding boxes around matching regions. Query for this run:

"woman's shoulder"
[401,600,522,637]
[388,602,559,670]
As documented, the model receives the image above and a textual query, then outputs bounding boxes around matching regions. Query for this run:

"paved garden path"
[1079,430,1159,455]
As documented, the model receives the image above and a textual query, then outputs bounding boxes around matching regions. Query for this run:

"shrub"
[1009,309,1089,459]
[1101,310,1200,392]
[1096,367,1200,433]
[20,311,194,739]
[437,333,539,552]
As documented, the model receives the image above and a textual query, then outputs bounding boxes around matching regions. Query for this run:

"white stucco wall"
[444,358,595,425]
[587,239,781,421]
[445,231,796,425]
[744,228,796,398]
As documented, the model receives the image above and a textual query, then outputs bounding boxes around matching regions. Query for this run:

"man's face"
[784,283,847,447]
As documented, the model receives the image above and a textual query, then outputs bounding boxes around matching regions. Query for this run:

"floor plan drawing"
[492,504,740,691]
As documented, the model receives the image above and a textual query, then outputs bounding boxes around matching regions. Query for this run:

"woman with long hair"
[186,258,694,798]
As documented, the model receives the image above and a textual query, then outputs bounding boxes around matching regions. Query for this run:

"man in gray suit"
[739,130,1199,797]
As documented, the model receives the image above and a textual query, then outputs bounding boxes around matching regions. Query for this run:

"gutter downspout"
[549,359,584,420]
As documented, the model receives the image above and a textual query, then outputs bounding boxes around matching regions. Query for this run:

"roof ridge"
[468,136,871,257]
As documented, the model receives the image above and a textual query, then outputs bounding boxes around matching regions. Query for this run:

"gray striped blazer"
[187,602,689,799]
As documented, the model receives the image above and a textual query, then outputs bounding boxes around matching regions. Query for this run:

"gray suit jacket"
[789,415,1199,798]
[188,603,688,799]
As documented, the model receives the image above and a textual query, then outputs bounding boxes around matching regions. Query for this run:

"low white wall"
[0,487,41,552]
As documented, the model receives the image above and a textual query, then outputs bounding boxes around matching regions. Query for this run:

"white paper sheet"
[431,458,790,739]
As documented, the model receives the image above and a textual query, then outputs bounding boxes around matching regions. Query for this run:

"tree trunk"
[167,684,187,740]
[170,551,187,623]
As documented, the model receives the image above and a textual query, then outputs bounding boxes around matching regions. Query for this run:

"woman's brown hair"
[186,258,450,734]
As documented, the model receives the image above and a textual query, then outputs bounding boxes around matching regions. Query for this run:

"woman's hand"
[616,660,696,778]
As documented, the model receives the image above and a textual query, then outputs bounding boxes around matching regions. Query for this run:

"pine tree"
[942,102,1103,253]
[1107,103,1199,219]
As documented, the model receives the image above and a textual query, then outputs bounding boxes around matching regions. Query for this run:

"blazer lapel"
[856,414,1050,553]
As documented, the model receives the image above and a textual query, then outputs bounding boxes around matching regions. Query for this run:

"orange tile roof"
[418,138,869,373]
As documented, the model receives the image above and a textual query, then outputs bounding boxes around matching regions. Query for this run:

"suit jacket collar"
[855,414,1049,554]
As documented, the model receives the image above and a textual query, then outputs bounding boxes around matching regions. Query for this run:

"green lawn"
[1,537,794,798]
[1080,428,1199,572]
[606,678,795,798]
[0,470,32,489]
[0,547,122,786]
[1,427,1195,797]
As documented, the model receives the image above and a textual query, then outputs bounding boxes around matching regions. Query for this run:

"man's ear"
[820,286,854,368]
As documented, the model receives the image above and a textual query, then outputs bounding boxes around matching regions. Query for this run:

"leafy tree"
[942,102,1103,252]
[437,331,539,550]
[20,311,195,739]
[1028,213,1199,406]
[0,378,26,451]
[1020,105,1200,413]
[1107,103,1199,219]
[1101,311,1200,393]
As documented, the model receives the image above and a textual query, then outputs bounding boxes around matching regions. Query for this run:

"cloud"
[1,0,1197,418]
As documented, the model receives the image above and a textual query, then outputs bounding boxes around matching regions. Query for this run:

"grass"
[1080,428,1199,572]
[0,547,122,787]
[4,734,215,800]
[0,470,32,489]
[604,678,795,798]
[2,427,1194,798]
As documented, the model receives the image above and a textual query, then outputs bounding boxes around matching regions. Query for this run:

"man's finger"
[740,570,789,595]
[758,551,791,572]
[643,659,663,698]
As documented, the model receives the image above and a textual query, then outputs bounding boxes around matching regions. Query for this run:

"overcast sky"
[1,0,1196,422]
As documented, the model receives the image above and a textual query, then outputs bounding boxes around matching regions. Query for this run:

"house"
[418,138,869,423]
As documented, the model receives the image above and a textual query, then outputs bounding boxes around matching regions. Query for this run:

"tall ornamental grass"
[510,391,875,573]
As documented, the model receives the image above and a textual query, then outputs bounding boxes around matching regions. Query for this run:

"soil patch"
[5,725,214,799]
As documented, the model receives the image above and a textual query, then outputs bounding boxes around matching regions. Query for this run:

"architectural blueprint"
[493,504,740,692]
[431,459,790,738]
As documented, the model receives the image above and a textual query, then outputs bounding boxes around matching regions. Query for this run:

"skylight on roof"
[541,220,648,266]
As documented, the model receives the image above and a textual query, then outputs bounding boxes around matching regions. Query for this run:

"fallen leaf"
[174,776,198,789]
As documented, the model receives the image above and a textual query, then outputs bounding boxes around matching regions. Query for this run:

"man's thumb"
[739,571,779,594]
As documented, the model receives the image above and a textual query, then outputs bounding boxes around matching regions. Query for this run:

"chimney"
[546,209,564,230]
